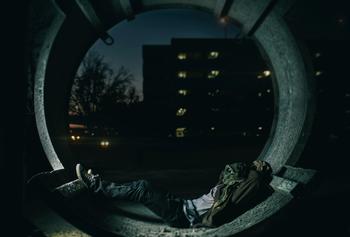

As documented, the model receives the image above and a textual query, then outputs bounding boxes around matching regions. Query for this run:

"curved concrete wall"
[32,0,315,236]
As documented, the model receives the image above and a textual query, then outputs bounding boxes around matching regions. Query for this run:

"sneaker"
[76,163,97,188]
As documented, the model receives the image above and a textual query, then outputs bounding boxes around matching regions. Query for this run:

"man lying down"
[75,160,274,228]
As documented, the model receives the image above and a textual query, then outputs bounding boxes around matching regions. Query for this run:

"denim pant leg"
[90,177,189,228]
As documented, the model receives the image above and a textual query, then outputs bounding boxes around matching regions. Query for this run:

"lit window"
[242,132,247,136]
[208,51,219,59]
[176,108,187,116]
[71,135,76,141]
[257,70,271,79]
[178,71,187,78]
[258,92,262,97]
[258,126,263,130]
[263,70,271,77]
[208,89,220,96]
[266,89,271,93]
[210,126,215,131]
[177,53,187,60]
[208,70,220,79]
[176,128,186,138]
[178,89,188,96]
[315,71,323,76]
[315,52,321,58]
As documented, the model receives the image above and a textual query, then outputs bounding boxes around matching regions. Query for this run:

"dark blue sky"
[83,9,240,98]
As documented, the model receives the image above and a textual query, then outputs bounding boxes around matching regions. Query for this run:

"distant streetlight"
[219,16,229,38]
[220,16,228,24]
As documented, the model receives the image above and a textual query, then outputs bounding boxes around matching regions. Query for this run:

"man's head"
[251,160,272,176]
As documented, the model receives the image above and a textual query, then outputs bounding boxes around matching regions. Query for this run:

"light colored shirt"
[183,185,219,226]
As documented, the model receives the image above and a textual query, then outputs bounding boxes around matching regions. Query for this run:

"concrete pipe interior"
[32,0,315,236]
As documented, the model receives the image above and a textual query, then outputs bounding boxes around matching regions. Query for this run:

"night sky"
[84,9,240,98]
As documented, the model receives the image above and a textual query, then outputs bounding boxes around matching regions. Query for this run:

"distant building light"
[338,18,344,24]
[71,135,76,141]
[76,136,80,140]
[208,70,220,79]
[208,51,219,59]
[263,70,271,77]
[176,108,187,116]
[256,134,260,137]
[176,127,186,138]
[258,126,263,130]
[178,89,188,96]
[345,93,350,97]
[258,92,262,97]
[211,127,215,131]
[69,123,87,129]
[242,132,247,136]
[219,16,228,24]
[315,71,323,76]
[257,75,264,79]
[345,110,350,114]
[315,52,322,58]
[266,89,271,93]
[177,53,187,60]
[178,71,187,78]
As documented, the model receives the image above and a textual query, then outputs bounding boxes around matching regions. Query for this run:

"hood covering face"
[221,162,249,186]
[215,162,249,208]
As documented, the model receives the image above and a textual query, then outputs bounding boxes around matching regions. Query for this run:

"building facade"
[142,38,274,142]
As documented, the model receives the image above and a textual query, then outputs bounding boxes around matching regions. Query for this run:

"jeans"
[89,177,190,228]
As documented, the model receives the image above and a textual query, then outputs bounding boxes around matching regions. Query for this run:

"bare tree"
[69,51,139,119]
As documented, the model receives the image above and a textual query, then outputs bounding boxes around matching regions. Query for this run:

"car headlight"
[100,140,110,147]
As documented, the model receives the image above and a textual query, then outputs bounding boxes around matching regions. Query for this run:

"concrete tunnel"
[29,0,317,236]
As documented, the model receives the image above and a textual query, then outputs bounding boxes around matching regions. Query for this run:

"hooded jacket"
[198,161,274,228]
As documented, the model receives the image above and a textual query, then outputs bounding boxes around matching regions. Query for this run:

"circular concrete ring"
[33,0,314,236]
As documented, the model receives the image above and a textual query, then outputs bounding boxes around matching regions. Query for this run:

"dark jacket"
[198,169,274,228]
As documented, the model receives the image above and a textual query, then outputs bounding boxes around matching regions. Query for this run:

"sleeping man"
[76,160,273,228]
